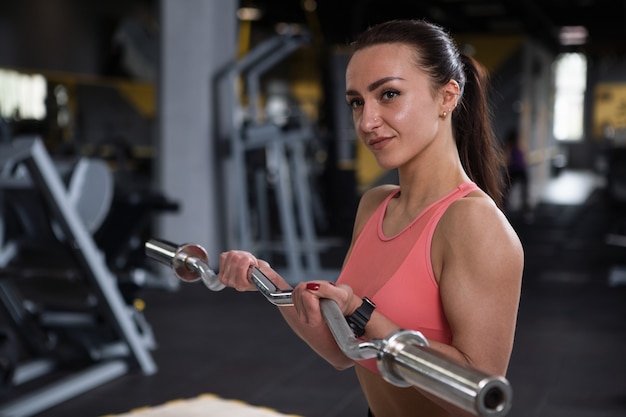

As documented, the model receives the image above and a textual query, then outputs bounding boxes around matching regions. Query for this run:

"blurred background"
[0,1,625,416]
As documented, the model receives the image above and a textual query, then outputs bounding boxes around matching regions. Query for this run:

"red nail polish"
[306,283,320,291]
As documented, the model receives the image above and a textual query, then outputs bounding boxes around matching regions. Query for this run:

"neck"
[396,135,470,209]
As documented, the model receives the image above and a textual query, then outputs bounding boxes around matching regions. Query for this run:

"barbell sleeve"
[144,239,225,291]
[377,329,512,416]
[144,238,513,417]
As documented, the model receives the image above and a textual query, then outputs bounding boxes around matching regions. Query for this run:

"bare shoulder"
[359,184,399,210]
[437,190,524,271]
[352,184,399,237]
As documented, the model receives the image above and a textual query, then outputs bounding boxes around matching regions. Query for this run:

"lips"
[368,136,392,150]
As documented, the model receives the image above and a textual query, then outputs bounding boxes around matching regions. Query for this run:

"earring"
[441,111,447,118]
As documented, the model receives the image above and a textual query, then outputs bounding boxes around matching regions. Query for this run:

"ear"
[441,79,460,111]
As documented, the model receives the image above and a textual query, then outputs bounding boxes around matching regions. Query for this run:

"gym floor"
[8,170,626,417]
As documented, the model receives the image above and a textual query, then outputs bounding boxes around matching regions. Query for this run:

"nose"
[359,106,382,131]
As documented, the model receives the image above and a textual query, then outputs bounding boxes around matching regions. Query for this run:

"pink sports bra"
[337,182,480,373]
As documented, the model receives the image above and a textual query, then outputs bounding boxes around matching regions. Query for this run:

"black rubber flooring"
[5,176,626,417]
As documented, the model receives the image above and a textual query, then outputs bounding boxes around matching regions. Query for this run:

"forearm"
[277,305,355,370]
[367,309,511,375]
[218,251,357,370]
[254,268,355,370]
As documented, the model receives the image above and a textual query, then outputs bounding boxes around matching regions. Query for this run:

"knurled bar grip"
[144,238,513,417]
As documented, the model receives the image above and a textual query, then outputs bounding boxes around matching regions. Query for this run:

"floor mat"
[101,394,304,417]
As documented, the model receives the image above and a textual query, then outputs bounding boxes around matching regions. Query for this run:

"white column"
[158,0,237,257]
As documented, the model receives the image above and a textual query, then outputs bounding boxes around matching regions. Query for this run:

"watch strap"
[345,297,376,338]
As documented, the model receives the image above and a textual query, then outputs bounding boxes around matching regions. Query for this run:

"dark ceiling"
[248,0,626,54]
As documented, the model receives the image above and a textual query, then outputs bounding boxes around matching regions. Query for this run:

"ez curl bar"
[145,238,513,417]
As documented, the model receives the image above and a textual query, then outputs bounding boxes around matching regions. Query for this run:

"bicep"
[437,204,523,375]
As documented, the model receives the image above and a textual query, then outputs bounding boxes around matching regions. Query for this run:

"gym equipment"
[215,29,340,284]
[145,238,513,417]
[0,327,18,396]
[0,136,159,417]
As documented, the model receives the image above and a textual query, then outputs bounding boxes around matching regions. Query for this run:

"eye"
[381,89,400,101]
[347,97,364,109]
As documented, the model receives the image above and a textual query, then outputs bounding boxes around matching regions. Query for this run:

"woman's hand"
[291,281,362,327]
[218,250,271,292]
[217,254,360,370]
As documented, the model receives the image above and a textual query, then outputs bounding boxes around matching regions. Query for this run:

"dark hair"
[350,19,506,208]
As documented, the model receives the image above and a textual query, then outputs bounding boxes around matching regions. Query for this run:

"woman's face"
[345,43,444,170]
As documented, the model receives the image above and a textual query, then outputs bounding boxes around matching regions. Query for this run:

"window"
[0,68,47,120]
[553,53,587,141]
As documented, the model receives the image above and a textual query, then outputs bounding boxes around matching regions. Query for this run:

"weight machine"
[145,238,513,417]
[0,136,168,417]
[215,29,340,284]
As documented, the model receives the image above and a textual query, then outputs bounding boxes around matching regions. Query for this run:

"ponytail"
[453,54,506,208]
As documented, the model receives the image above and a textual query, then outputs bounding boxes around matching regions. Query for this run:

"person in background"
[503,128,530,216]
[218,19,524,417]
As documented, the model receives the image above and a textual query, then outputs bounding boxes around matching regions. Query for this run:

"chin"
[375,158,400,171]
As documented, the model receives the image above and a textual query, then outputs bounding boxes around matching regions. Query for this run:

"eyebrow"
[345,76,404,97]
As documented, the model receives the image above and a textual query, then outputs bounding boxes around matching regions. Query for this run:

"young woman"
[218,19,524,417]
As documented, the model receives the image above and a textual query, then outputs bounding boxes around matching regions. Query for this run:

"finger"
[303,281,357,315]
[293,282,327,326]
[218,251,257,291]
[257,259,271,270]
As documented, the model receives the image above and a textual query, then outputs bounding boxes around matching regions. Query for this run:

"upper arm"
[435,196,524,375]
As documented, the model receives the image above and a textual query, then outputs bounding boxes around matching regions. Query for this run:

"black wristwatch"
[345,297,376,338]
